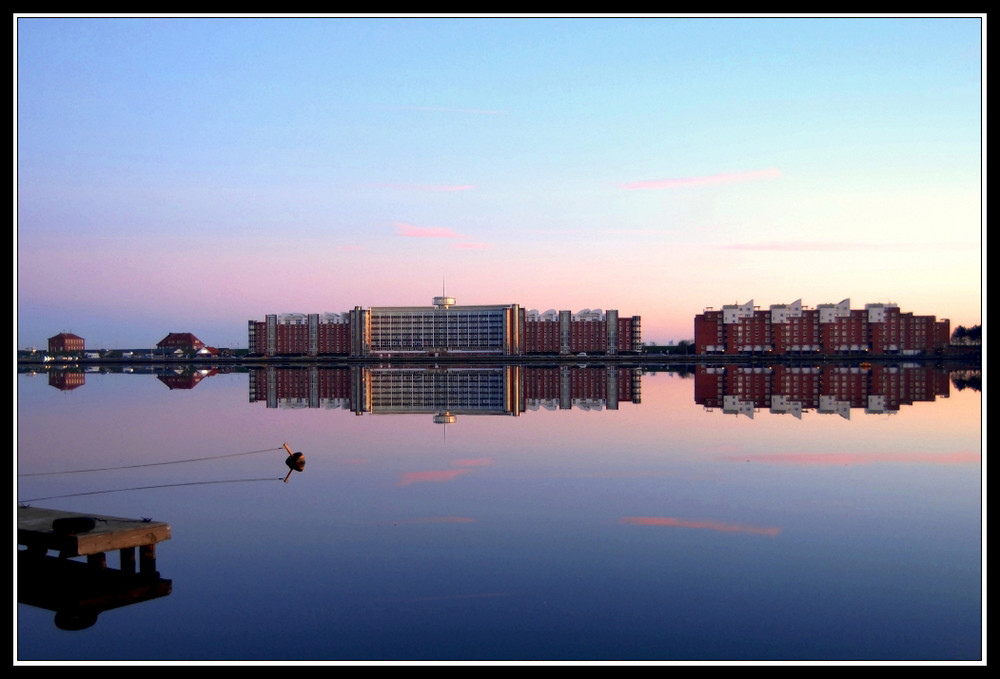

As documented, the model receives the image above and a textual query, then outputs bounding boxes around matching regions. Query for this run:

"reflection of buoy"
[282,443,305,483]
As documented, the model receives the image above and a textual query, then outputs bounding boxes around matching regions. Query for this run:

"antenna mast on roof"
[434,277,455,309]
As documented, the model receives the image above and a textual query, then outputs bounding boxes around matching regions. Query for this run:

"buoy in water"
[282,443,305,483]
[285,452,305,472]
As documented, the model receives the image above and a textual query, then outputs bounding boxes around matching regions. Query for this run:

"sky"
[15,15,984,349]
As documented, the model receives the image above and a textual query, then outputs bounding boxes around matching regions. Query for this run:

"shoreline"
[16,349,981,369]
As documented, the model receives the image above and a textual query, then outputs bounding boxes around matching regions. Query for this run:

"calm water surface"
[16,365,983,661]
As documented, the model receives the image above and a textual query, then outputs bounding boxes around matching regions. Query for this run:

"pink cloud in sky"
[394,221,467,239]
[730,451,981,466]
[621,168,781,190]
[398,469,473,486]
[620,516,782,537]
[452,242,492,250]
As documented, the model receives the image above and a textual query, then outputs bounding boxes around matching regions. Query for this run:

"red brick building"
[47,333,84,354]
[248,313,352,357]
[522,308,642,356]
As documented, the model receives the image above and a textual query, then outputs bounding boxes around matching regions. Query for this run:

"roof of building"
[48,332,84,341]
[156,332,205,347]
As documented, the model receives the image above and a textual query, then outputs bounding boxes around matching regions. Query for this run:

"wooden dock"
[18,506,172,630]
[18,506,171,573]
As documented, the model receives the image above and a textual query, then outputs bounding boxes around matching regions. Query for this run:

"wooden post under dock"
[18,506,171,574]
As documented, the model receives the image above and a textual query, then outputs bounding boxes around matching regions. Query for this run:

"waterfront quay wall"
[17,348,980,370]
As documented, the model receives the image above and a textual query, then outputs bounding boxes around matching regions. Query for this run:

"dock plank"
[18,506,171,557]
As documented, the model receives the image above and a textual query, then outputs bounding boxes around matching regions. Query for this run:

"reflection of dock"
[17,506,172,630]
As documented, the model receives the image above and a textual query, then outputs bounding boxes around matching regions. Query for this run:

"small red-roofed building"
[156,332,206,352]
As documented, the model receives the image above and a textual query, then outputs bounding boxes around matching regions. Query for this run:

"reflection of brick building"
[157,369,218,390]
[693,363,949,418]
[156,333,206,352]
[247,365,642,413]
[48,371,85,391]
[522,365,641,410]
[248,297,641,357]
[48,333,84,354]
[695,299,949,356]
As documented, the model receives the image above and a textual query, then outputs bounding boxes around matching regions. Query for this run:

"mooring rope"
[16,446,287,477]
[18,477,283,503]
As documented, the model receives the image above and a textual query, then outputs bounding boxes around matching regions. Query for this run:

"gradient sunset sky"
[15,16,984,349]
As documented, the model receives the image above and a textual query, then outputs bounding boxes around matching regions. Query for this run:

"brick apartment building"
[694,299,949,356]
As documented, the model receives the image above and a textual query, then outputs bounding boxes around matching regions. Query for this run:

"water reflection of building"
[48,371,85,390]
[156,368,219,390]
[364,366,521,417]
[694,364,950,418]
[31,365,221,390]
[522,365,641,411]
[247,297,641,358]
[695,299,950,356]
[248,365,642,417]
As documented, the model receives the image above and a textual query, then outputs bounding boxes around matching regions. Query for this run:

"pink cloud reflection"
[398,469,473,486]
[621,168,781,190]
[620,516,781,537]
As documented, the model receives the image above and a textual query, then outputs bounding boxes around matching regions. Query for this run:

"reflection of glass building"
[248,365,642,417]
[248,297,641,357]
[363,366,521,417]
[693,363,950,418]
